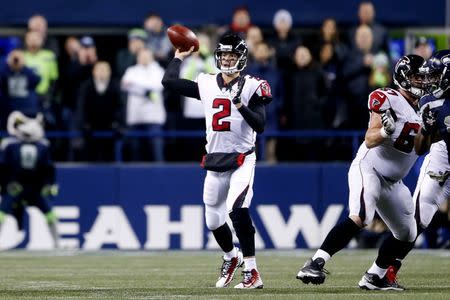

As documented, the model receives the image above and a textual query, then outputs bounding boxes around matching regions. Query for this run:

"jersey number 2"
[393,122,420,153]
[212,98,231,131]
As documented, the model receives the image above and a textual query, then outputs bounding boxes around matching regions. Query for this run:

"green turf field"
[0,250,449,299]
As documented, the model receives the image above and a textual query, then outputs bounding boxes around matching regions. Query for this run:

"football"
[167,25,199,52]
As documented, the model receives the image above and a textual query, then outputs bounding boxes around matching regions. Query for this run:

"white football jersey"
[197,73,270,153]
[353,88,421,181]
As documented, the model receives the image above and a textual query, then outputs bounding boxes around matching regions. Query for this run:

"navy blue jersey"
[0,137,55,189]
[0,63,41,117]
[420,94,450,163]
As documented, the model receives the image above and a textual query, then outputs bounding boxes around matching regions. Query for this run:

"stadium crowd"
[0,2,435,163]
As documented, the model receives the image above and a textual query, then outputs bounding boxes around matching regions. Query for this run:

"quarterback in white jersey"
[297,54,428,291]
[162,34,271,289]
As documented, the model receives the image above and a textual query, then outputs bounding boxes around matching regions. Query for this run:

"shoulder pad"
[419,94,441,109]
[368,89,390,113]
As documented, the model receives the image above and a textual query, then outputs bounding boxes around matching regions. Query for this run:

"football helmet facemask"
[393,54,428,98]
[214,34,248,75]
[423,49,450,98]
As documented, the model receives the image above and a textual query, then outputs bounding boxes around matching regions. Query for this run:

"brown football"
[167,25,199,52]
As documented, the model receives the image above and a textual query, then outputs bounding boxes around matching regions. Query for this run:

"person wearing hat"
[414,36,432,60]
[116,29,148,78]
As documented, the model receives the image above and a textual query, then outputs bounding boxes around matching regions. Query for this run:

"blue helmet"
[424,49,450,97]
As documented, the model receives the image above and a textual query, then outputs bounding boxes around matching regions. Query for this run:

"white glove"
[380,110,395,138]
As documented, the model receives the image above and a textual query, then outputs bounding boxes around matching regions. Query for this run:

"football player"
[380,50,450,287]
[162,34,272,289]
[296,55,428,290]
[0,111,59,248]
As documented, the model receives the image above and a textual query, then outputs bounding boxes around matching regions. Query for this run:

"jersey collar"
[216,73,241,90]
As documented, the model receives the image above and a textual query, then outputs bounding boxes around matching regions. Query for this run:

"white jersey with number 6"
[355,87,421,182]
[347,88,420,241]
[196,73,271,154]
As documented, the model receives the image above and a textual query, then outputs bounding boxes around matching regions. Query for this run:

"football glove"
[380,110,395,138]
[231,76,246,105]
[420,104,437,136]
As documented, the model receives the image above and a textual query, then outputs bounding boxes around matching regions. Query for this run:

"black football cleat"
[358,272,405,291]
[296,258,328,285]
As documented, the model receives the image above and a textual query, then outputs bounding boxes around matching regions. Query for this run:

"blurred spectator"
[281,46,328,160]
[313,18,347,64]
[268,9,299,71]
[369,52,391,89]
[116,28,147,78]
[348,1,389,55]
[245,26,264,63]
[75,61,122,162]
[27,14,59,57]
[414,36,433,59]
[61,36,97,122]
[143,13,172,66]
[64,36,81,62]
[0,50,41,129]
[121,48,165,162]
[219,6,252,37]
[23,31,58,124]
[339,25,374,129]
[247,41,283,163]
[179,33,214,161]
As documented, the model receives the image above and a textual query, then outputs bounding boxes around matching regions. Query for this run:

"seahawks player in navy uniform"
[0,111,59,248]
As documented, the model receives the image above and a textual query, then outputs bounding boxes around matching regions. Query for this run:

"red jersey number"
[212,98,231,131]
[393,122,420,153]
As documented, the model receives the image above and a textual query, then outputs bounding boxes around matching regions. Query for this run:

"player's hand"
[231,76,246,105]
[380,110,395,138]
[174,46,195,61]
[421,104,437,136]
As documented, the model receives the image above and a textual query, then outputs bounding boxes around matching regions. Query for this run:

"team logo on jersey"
[258,81,272,97]
[369,91,387,112]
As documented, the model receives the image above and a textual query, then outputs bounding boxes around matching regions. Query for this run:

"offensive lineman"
[296,55,428,290]
[380,50,450,287]
[162,34,272,289]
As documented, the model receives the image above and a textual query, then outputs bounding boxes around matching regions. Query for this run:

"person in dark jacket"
[283,45,328,160]
[76,61,123,161]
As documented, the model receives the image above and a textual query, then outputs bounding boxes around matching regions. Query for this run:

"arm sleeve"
[237,94,266,134]
[161,58,200,99]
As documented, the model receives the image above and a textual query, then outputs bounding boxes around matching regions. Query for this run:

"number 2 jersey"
[353,88,421,182]
[197,73,271,153]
